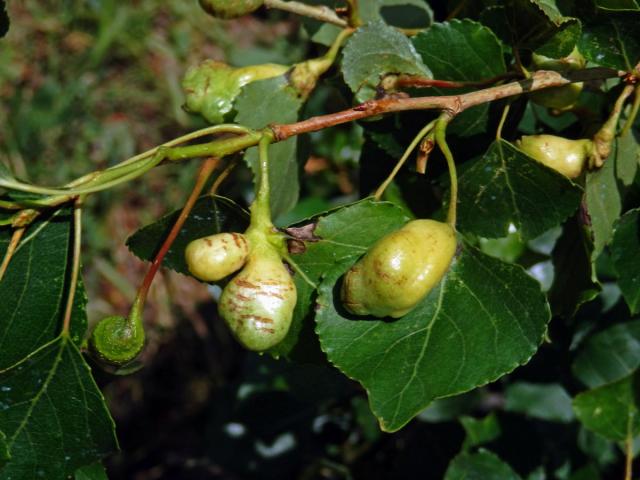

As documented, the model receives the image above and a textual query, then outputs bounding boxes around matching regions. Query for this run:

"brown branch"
[272,68,623,141]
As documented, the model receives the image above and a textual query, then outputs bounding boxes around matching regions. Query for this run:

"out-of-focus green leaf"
[126,195,249,277]
[573,372,640,441]
[316,238,550,431]
[460,413,501,450]
[75,462,108,480]
[379,0,433,29]
[444,449,521,480]
[573,320,640,388]
[0,210,86,369]
[341,21,431,102]
[611,208,640,314]
[457,140,582,239]
[412,19,506,137]
[579,13,640,70]
[548,217,600,317]
[236,76,303,218]
[0,430,9,468]
[505,382,574,423]
[595,0,640,10]
[0,337,118,479]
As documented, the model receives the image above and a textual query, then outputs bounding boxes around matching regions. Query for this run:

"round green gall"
[517,134,593,179]
[199,0,264,19]
[182,60,288,124]
[218,242,296,351]
[185,232,250,282]
[89,314,145,366]
[341,219,457,318]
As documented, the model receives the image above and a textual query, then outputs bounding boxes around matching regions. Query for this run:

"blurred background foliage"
[0,1,635,479]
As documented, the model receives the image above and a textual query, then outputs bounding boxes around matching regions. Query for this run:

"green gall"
[89,313,145,366]
[182,60,288,124]
[517,134,593,179]
[530,47,586,111]
[342,219,457,318]
[185,232,250,282]
[218,242,296,351]
[199,0,264,19]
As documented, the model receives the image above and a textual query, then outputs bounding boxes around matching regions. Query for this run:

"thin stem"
[496,103,511,141]
[136,157,221,307]
[374,120,436,200]
[0,227,26,282]
[625,420,634,480]
[446,0,467,20]
[396,72,520,90]
[346,0,361,27]
[250,134,275,229]
[61,197,84,335]
[263,0,347,27]
[620,85,640,138]
[435,114,457,228]
[209,158,238,195]
[0,125,255,197]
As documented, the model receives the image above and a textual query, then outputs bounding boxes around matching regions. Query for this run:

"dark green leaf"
[0,337,118,479]
[444,449,521,480]
[596,0,640,10]
[611,208,640,314]
[586,141,622,261]
[235,76,303,218]
[548,216,600,317]
[504,382,575,422]
[457,140,583,239]
[270,200,410,358]
[460,413,501,450]
[615,130,639,187]
[0,210,86,369]
[573,372,640,441]
[342,21,431,103]
[75,462,108,480]
[413,20,506,80]
[126,195,249,276]
[579,13,640,70]
[483,1,581,58]
[379,0,433,29]
[573,320,640,388]
[412,19,506,137]
[0,430,9,468]
[316,241,550,431]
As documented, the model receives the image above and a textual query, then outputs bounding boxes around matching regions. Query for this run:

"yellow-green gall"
[517,134,593,179]
[185,232,250,282]
[342,219,457,318]
[218,242,296,351]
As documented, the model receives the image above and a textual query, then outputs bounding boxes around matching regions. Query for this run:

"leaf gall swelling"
[341,219,457,318]
[517,134,593,179]
[89,314,145,366]
[185,232,250,282]
[218,241,296,351]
